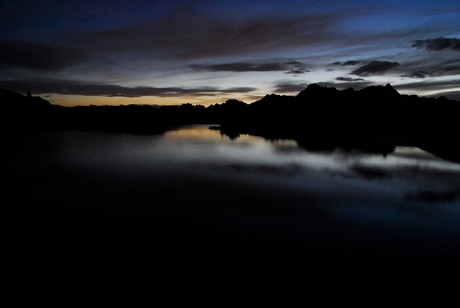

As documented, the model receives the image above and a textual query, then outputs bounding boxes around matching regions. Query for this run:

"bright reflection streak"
[163,125,460,173]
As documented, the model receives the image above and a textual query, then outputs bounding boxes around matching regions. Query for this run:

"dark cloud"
[335,77,365,82]
[394,79,460,92]
[284,68,309,75]
[401,71,430,79]
[397,55,460,79]
[343,60,365,66]
[78,11,341,61]
[272,81,310,93]
[0,79,256,98]
[190,62,283,72]
[317,81,374,90]
[426,60,460,77]
[351,60,400,76]
[412,37,460,51]
[191,60,309,75]
[394,79,460,100]
[331,60,365,66]
[283,60,310,75]
[0,41,89,71]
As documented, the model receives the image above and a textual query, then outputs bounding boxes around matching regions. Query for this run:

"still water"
[3,125,460,264]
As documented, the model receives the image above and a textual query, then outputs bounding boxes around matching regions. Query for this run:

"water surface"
[2,125,460,268]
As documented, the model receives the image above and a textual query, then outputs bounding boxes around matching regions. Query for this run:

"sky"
[1,0,460,106]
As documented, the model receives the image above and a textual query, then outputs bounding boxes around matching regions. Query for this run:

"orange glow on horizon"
[46,93,254,107]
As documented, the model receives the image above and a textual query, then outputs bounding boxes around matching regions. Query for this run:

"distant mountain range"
[1,84,459,162]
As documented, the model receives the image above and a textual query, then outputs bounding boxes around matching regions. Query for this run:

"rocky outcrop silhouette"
[215,83,459,141]
[0,88,59,130]
[1,84,459,161]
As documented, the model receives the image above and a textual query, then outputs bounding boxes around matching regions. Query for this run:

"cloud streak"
[335,77,365,82]
[317,81,374,90]
[0,79,256,98]
[77,11,342,61]
[190,60,309,75]
[401,71,430,79]
[351,60,400,76]
[331,60,365,66]
[394,79,460,100]
[272,81,310,93]
[191,62,284,72]
[412,37,460,51]
[0,41,89,71]
[394,79,460,92]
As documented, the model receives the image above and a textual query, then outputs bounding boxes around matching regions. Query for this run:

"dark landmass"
[2,84,460,162]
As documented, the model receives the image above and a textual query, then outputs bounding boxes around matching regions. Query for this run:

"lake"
[2,125,460,275]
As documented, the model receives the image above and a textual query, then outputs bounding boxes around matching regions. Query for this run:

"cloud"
[396,54,460,79]
[191,62,283,72]
[331,60,365,66]
[272,81,310,93]
[317,81,374,90]
[283,60,310,75]
[401,71,430,79]
[351,60,400,76]
[342,60,365,66]
[393,79,460,100]
[190,60,309,75]
[272,79,374,94]
[412,37,460,51]
[335,77,365,82]
[0,40,89,71]
[394,79,460,92]
[77,10,342,61]
[405,37,460,82]
[0,79,256,97]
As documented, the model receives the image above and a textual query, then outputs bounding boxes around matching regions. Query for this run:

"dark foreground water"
[2,125,460,281]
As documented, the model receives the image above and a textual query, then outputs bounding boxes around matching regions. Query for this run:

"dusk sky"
[1,0,460,106]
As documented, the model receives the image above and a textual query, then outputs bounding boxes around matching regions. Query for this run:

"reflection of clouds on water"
[391,146,440,161]
[5,126,460,263]
[341,152,460,205]
[31,126,460,213]
[164,130,460,202]
[52,127,460,211]
[271,140,303,153]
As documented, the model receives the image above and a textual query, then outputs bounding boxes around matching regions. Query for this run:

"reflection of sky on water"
[50,125,460,213]
[159,128,460,245]
[6,126,460,261]
[39,127,457,215]
[163,128,460,233]
[162,127,460,205]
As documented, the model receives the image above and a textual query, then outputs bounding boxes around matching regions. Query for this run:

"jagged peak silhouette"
[223,99,247,107]
[296,83,341,100]
[358,83,400,99]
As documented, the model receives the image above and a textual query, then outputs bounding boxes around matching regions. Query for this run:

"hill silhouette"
[2,84,460,162]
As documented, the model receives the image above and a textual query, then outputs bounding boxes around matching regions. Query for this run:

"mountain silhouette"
[1,84,459,162]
